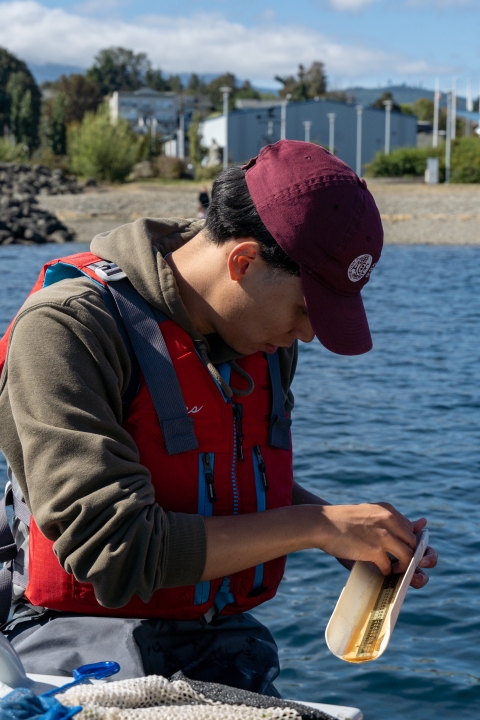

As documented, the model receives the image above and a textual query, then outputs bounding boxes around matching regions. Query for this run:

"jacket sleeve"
[4,279,206,608]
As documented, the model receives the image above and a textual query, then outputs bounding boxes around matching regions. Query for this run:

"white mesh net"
[59,675,301,720]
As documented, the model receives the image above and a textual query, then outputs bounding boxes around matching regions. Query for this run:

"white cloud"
[329,0,379,10]
[0,1,446,83]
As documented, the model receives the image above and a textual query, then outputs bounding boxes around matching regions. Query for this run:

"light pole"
[445,91,452,183]
[327,113,336,154]
[356,105,363,177]
[383,99,392,155]
[466,78,473,136]
[433,78,440,149]
[280,93,291,140]
[176,105,185,160]
[220,86,231,169]
[451,77,456,140]
[303,120,312,142]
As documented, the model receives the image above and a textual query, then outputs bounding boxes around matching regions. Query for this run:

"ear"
[227,240,262,282]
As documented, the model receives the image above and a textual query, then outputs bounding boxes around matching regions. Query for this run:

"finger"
[418,546,438,568]
[377,502,414,532]
[410,568,429,589]
[389,515,417,551]
[374,551,395,576]
[412,517,427,534]
[388,537,414,573]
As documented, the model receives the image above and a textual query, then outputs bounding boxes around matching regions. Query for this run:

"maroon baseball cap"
[244,140,383,356]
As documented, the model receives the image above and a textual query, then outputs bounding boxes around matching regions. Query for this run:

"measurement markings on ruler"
[356,573,402,659]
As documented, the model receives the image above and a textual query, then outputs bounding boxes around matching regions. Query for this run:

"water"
[1,243,480,719]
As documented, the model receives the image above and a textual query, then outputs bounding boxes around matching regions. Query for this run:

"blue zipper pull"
[253,445,268,491]
[233,403,244,461]
[202,452,216,503]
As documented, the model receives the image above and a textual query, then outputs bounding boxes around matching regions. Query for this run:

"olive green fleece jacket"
[0,217,297,609]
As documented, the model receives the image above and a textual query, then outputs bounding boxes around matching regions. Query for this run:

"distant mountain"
[344,84,471,111]
[28,63,86,83]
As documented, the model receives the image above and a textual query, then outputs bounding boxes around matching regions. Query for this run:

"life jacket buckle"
[88,261,127,282]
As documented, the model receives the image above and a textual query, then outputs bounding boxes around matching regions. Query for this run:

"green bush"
[68,110,140,182]
[0,137,28,161]
[365,147,443,178]
[194,163,222,181]
[450,137,480,183]
[156,155,185,180]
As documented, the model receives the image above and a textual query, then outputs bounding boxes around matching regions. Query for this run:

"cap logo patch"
[348,254,373,282]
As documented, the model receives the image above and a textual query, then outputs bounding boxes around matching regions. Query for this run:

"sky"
[1,0,480,91]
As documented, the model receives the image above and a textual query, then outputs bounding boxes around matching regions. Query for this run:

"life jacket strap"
[0,484,30,624]
[104,276,198,456]
[266,352,292,451]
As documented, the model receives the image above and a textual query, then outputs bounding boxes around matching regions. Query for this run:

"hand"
[335,515,437,589]
[318,502,418,575]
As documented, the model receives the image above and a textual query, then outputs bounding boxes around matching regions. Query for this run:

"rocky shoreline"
[3,174,480,246]
[0,164,85,245]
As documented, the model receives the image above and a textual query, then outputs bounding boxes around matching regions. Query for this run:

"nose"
[294,316,315,344]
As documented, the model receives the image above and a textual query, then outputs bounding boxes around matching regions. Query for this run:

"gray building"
[202,98,417,172]
[109,88,177,136]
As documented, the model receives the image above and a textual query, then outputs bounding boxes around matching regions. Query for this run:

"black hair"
[205,166,300,277]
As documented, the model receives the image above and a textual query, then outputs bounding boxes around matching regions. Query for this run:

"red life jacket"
[0,252,294,620]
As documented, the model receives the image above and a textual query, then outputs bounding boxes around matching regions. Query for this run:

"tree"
[412,98,434,122]
[206,73,237,111]
[186,73,206,95]
[275,62,327,101]
[187,111,206,166]
[68,107,140,182]
[86,47,151,95]
[235,80,261,102]
[49,74,103,123]
[7,72,37,149]
[371,91,401,113]
[145,68,168,92]
[0,47,41,148]
[41,91,67,155]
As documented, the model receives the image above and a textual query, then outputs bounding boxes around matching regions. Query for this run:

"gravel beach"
[37,180,480,245]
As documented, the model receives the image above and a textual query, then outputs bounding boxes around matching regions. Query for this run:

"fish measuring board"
[355,573,402,659]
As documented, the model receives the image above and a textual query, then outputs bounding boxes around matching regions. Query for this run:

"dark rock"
[0,162,78,245]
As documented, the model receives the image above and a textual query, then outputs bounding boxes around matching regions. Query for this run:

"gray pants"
[4,611,281,697]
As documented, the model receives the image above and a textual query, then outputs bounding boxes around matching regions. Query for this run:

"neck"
[164,230,220,336]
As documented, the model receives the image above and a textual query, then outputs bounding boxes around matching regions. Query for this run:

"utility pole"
[280,93,291,140]
[220,86,232,170]
[176,100,185,159]
[433,78,440,149]
[451,77,456,140]
[327,113,336,154]
[383,99,393,155]
[356,105,363,177]
[466,78,473,137]
[445,91,452,183]
[303,120,312,142]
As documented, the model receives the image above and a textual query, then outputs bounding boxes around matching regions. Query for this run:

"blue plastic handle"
[41,660,120,697]
[72,661,120,681]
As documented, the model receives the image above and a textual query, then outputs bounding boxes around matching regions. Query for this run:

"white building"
[109,88,177,136]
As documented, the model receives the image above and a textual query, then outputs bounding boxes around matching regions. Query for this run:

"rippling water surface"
[1,244,480,719]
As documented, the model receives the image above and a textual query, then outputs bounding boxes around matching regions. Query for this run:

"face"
[210,240,315,356]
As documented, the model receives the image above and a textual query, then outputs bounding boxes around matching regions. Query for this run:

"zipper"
[253,445,268,491]
[230,404,240,515]
[202,453,216,503]
[233,403,244,461]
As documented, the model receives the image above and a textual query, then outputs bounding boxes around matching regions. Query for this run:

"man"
[0,141,436,693]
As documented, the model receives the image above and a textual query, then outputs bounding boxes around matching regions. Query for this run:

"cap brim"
[301,269,373,356]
